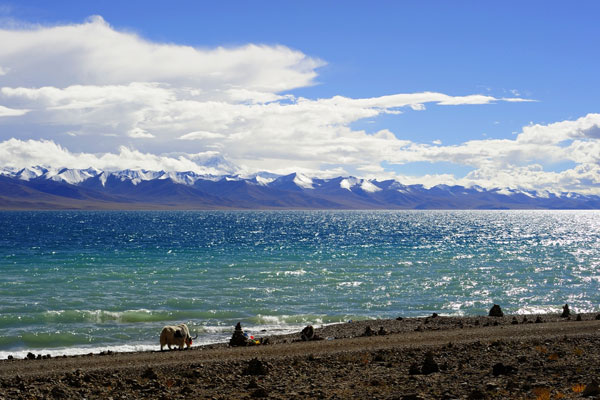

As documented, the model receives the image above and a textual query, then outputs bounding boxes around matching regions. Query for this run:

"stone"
[180,385,193,395]
[511,317,518,325]
[421,351,439,375]
[244,358,269,376]
[141,367,158,380]
[561,303,570,318]
[51,385,67,398]
[431,313,438,318]
[229,322,248,347]
[246,379,259,389]
[576,314,582,321]
[363,326,375,336]
[401,394,424,400]
[535,316,543,323]
[408,363,421,375]
[251,387,269,398]
[26,352,36,360]
[488,304,503,317]
[396,316,404,321]
[522,316,528,323]
[378,326,387,336]
[582,380,600,397]
[467,389,485,400]
[596,314,600,320]
[492,362,517,376]
[301,325,314,341]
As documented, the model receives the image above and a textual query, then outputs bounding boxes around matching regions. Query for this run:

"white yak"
[159,323,197,350]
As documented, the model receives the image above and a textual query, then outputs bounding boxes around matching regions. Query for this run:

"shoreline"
[2,312,600,399]
[3,311,597,360]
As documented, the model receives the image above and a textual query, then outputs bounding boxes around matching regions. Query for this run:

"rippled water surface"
[1,210,599,357]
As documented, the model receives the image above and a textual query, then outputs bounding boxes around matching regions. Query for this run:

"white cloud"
[0,16,323,91]
[1,16,598,195]
[0,138,236,175]
[0,104,28,116]
[127,127,154,138]
[179,131,225,140]
[516,113,600,145]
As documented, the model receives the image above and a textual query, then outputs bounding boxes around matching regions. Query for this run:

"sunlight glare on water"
[0,210,599,356]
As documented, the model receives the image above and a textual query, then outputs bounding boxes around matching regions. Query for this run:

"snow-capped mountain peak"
[1,166,599,210]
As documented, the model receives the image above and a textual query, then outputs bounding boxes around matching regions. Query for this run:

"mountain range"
[0,166,599,210]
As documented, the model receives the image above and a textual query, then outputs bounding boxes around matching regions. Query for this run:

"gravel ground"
[1,312,600,399]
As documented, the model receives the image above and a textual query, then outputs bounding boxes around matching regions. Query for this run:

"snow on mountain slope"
[360,180,381,193]
[48,167,102,185]
[293,173,314,189]
[340,177,381,192]
[1,166,599,210]
[15,166,49,181]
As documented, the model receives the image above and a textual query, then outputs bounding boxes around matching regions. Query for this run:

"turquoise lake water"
[1,210,599,358]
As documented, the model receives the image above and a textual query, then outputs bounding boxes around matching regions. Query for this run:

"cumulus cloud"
[0,15,323,91]
[516,113,600,145]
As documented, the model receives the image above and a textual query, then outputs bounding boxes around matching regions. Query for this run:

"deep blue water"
[1,210,599,357]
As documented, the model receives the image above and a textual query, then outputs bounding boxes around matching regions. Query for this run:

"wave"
[248,313,369,328]
[0,343,159,360]
[0,308,250,330]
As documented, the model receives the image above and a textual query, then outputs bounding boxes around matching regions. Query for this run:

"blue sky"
[0,1,599,193]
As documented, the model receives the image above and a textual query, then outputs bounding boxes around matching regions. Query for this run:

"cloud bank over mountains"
[1,16,599,194]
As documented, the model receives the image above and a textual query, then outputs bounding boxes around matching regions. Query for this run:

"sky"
[0,1,599,193]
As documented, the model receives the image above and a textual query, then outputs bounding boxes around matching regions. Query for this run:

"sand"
[1,313,600,399]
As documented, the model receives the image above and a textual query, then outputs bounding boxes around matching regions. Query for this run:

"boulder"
[488,304,504,317]
[561,303,570,318]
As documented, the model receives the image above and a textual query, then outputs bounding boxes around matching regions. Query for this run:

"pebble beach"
[1,312,600,399]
